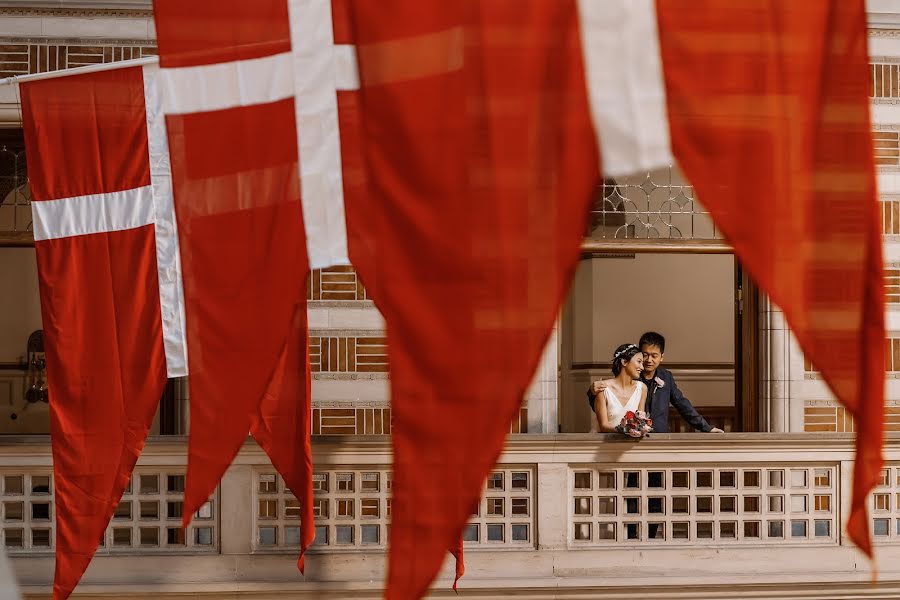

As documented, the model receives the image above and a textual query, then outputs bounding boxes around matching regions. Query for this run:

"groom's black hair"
[639,331,666,354]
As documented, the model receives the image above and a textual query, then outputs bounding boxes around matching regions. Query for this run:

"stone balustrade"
[4,433,900,598]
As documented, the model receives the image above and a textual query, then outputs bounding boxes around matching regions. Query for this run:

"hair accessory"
[613,344,638,360]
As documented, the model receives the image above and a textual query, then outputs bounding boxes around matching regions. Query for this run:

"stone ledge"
[10,547,900,599]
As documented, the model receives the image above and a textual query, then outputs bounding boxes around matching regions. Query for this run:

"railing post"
[838,457,855,547]
[536,462,568,551]
[219,462,253,555]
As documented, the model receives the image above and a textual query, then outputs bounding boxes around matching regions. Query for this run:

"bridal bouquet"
[616,410,652,438]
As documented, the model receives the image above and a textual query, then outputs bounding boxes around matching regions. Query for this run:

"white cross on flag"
[16,1,885,599]
[19,61,317,599]
[151,0,364,577]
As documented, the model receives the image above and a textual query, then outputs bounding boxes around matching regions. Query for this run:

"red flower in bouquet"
[616,410,652,438]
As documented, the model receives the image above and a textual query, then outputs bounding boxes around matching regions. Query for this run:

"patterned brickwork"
[0,42,156,78]
[312,407,392,436]
[888,268,900,303]
[874,131,900,166]
[307,267,367,301]
[871,62,900,98]
[805,406,900,433]
[804,407,857,433]
[311,405,528,435]
[887,338,900,372]
[807,338,900,373]
[310,336,387,373]
[884,200,900,234]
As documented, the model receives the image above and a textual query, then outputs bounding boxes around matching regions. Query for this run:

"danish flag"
[18,1,883,600]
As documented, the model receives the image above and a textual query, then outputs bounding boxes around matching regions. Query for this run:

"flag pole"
[0,55,158,87]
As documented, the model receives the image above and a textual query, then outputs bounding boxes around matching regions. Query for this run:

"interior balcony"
[3,434,900,599]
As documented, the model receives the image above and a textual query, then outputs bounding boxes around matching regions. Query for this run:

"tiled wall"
[803,336,900,432]
[875,131,900,166]
[307,266,367,301]
[0,42,156,78]
[312,407,391,435]
[804,404,900,434]
[311,405,528,435]
[309,335,387,374]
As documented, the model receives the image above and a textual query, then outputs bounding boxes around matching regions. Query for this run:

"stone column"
[175,376,190,435]
[526,320,560,434]
[759,295,806,432]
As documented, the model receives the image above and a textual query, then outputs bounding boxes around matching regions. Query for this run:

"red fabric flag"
[152,0,341,566]
[20,67,168,600]
[656,0,883,555]
[348,3,599,597]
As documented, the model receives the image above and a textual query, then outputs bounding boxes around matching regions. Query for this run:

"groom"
[588,331,724,433]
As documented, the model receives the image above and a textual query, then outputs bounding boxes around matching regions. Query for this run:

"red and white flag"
[349,0,883,596]
[150,0,472,584]
[17,1,883,599]
[20,61,314,598]
[21,65,175,600]
[149,0,365,570]
[655,0,883,556]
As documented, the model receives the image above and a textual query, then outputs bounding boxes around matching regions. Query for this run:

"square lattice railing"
[1,469,217,553]
[870,464,900,541]
[252,467,536,551]
[569,465,838,546]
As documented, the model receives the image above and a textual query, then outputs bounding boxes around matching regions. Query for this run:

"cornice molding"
[0,36,154,45]
[870,27,900,37]
[0,7,151,18]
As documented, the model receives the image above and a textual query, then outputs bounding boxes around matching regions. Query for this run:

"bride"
[592,343,648,434]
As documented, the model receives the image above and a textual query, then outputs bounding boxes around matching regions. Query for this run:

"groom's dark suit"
[587,366,712,433]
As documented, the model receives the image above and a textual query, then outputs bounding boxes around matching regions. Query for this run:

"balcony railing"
[0,145,29,245]
[4,434,900,598]
[587,167,722,242]
[1,148,735,252]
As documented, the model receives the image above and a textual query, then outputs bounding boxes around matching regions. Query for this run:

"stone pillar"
[526,320,560,434]
[759,295,805,432]
[175,376,190,435]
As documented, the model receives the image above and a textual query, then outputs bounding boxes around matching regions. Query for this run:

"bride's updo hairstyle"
[612,343,640,376]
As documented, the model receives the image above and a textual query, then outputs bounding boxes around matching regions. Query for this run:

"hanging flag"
[150,0,470,579]
[349,0,883,596]
[655,0,882,556]
[20,65,174,600]
[149,0,358,568]
[348,3,600,597]
[19,56,316,596]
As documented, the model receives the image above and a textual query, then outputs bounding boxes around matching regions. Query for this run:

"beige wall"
[0,248,48,434]
[561,253,735,432]
[0,248,41,363]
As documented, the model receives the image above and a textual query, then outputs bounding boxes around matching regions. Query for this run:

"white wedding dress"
[591,381,645,433]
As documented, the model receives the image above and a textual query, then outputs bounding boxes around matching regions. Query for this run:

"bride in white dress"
[592,343,648,434]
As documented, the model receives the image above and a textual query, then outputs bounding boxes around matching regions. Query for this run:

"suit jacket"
[587,366,711,433]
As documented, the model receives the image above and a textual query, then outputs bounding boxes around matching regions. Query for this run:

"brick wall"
[311,405,528,435]
[312,406,392,435]
[871,62,900,98]
[887,268,900,303]
[874,131,900,166]
[307,266,367,301]
[0,42,156,78]
[805,405,900,433]
[884,199,900,235]
[804,406,857,432]
[806,337,900,373]
[310,336,387,373]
